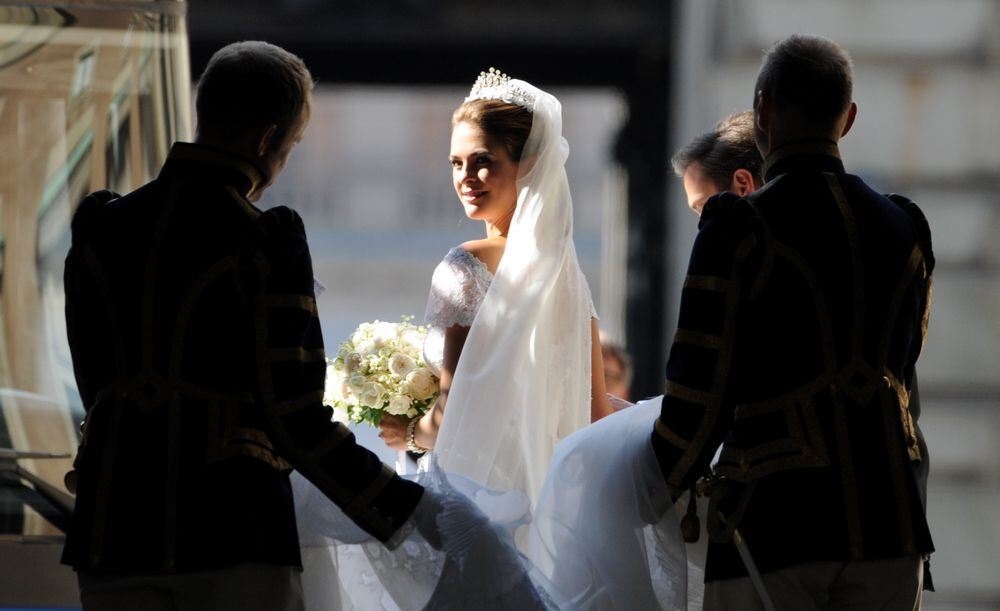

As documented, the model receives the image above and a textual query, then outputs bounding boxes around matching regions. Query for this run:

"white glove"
[411,488,446,549]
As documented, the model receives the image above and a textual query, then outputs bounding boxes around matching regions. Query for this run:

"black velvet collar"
[159,142,265,198]
[762,139,845,182]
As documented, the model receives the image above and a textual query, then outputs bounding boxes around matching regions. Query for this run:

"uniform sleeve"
[651,193,759,495]
[884,194,934,466]
[886,194,934,388]
[64,190,120,411]
[250,206,422,543]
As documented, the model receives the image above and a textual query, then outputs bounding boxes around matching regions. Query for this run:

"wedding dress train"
[292,397,701,610]
[293,459,554,610]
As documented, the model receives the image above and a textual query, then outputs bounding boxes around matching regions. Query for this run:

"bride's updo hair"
[452,99,533,162]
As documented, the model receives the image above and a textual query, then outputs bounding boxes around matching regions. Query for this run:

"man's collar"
[161,142,265,197]
[762,139,845,181]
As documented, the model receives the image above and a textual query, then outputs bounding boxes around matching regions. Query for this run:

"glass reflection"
[0,1,190,549]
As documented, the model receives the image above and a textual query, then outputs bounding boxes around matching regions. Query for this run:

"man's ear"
[256,124,278,157]
[730,168,756,196]
[840,102,858,138]
[754,91,768,131]
[754,91,771,155]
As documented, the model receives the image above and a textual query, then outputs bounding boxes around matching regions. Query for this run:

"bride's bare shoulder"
[458,238,505,275]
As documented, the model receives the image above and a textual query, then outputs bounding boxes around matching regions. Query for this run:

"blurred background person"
[601,340,634,405]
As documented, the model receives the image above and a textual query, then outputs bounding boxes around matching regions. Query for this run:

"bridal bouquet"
[324,317,439,427]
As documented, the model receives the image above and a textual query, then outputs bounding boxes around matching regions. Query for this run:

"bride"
[376,67,611,505]
[293,70,693,611]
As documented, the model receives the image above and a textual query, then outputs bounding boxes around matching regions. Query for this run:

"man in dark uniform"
[62,41,433,610]
[652,35,934,609]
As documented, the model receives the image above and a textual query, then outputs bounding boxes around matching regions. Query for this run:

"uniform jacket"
[62,142,422,574]
[651,140,935,581]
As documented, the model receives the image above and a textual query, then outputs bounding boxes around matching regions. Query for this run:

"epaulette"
[239,206,306,292]
[71,189,120,235]
[698,191,752,231]
[255,205,305,238]
[886,193,935,275]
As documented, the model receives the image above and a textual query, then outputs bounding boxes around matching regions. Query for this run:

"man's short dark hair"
[671,111,762,190]
[196,41,313,142]
[755,34,853,130]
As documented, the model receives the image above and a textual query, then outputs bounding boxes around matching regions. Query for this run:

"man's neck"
[764,128,840,156]
[762,139,844,181]
[194,135,258,163]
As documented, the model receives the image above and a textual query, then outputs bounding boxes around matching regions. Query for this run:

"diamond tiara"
[464,67,536,110]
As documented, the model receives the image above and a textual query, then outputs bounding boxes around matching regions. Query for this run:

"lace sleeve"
[423,248,493,329]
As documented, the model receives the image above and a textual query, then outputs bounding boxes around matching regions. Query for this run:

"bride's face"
[449,121,519,224]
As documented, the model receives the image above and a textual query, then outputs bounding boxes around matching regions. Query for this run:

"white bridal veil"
[432,78,594,505]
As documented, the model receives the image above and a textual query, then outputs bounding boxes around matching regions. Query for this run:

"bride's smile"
[459,188,487,205]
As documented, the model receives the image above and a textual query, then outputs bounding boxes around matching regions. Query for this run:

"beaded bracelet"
[406,416,430,454]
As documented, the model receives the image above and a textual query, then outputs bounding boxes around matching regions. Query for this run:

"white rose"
[386,394,412,416]
[337,343,353,360]
[344,352,364,374]
[359,382,386,408]
[340,379,353,403]
[388,353,417,378]
[332,406,351,425]
[351,323,372,346]
[324,366,345,405]
[347,374,367,396]
[405,368,438,401]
